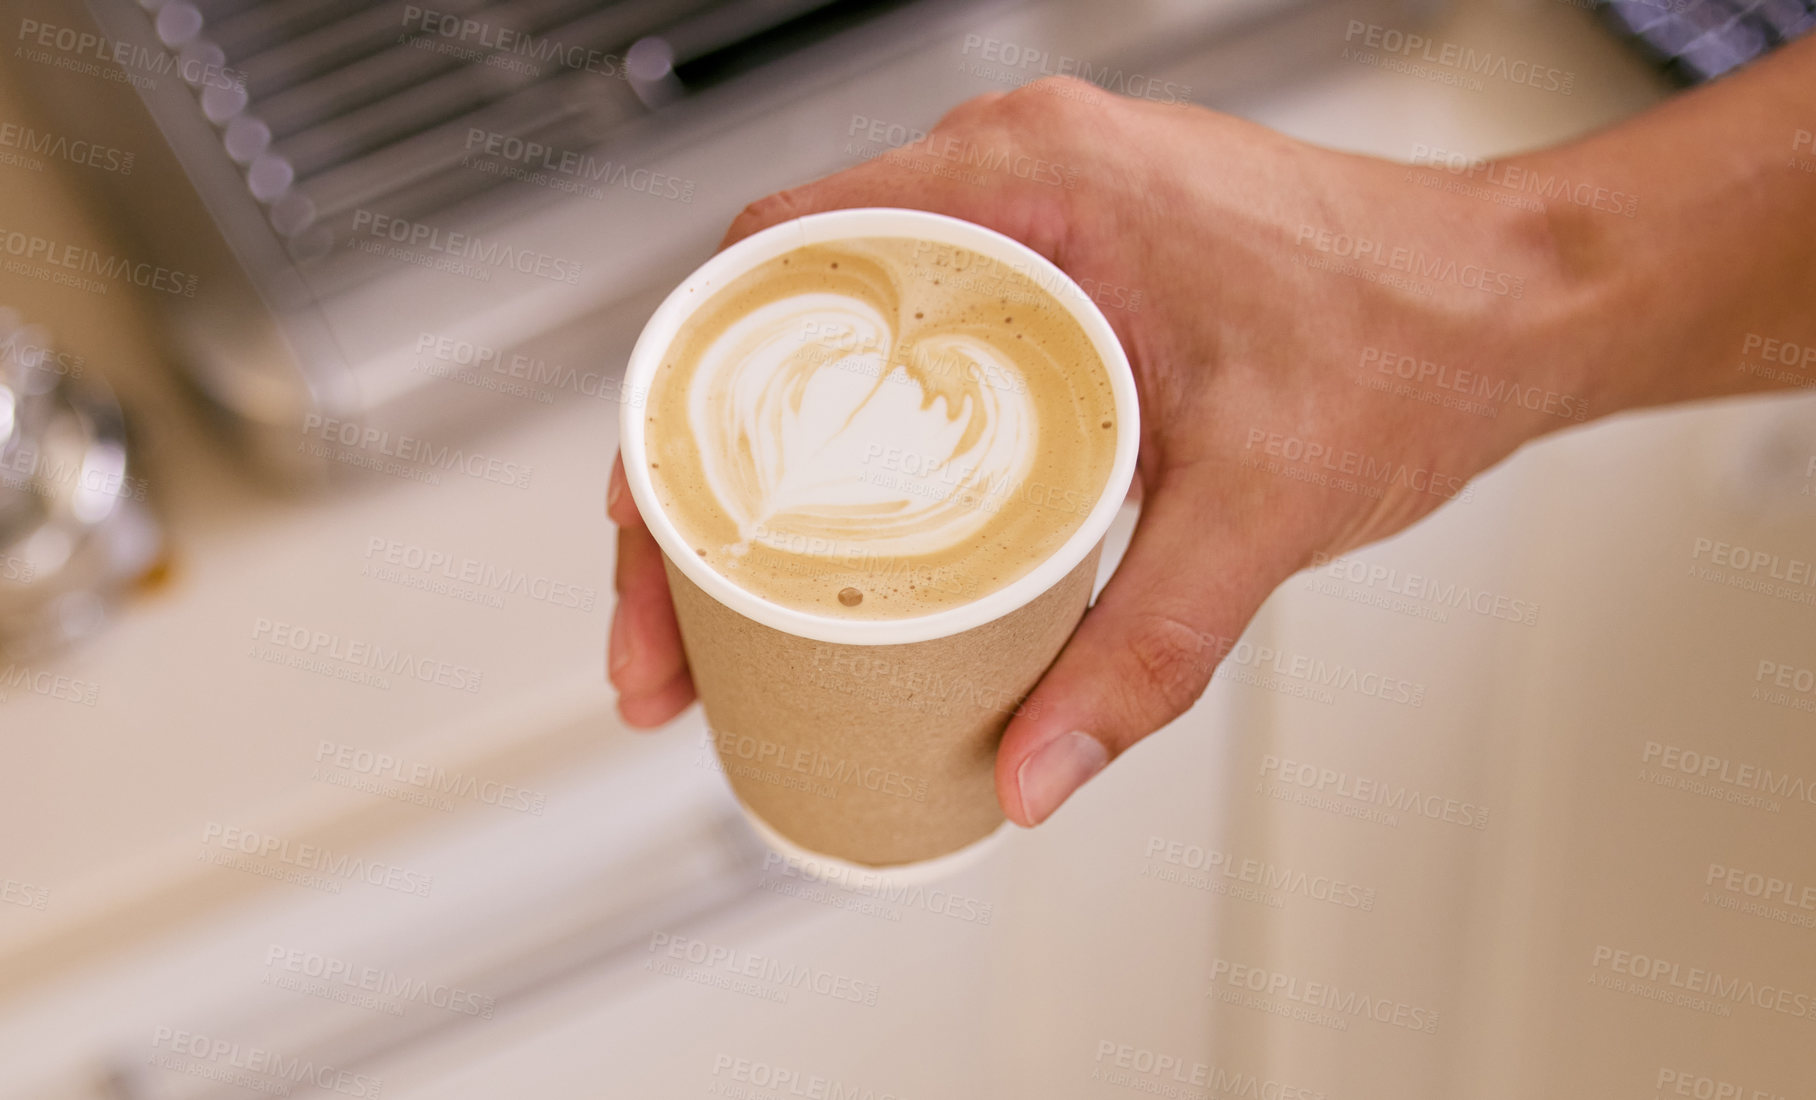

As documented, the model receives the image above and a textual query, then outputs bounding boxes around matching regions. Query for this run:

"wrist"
[1514,39,1816,417]
[1410,153,1619,451]
[1505,146,1660,429]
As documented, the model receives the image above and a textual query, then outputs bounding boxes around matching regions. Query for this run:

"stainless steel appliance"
[16,0,1422,485]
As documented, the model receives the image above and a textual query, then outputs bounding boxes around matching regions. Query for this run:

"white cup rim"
[619,207,1140,646]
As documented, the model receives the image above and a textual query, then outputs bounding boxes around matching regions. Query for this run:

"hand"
[610,76,1608,825]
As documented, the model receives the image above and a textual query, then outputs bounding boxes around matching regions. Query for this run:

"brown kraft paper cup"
[619,208,1140,874]
[666,546,1102,867]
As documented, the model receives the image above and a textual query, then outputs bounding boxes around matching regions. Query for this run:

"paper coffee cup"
[620,208,1139,872]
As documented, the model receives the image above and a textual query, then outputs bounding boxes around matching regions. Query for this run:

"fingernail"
[606,477,623,516]
[608,605,634,679]
[1015,731,1108,826]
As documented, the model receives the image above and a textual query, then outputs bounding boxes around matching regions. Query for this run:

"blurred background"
[2,0,1813,1096]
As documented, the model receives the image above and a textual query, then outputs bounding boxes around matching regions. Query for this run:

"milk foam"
[688,293,1038,559]
[645,237,1116,619]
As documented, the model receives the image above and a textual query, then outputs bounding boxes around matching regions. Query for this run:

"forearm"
[1531,33,1816,415]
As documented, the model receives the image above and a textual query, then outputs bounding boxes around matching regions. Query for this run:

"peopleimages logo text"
[709,1055,899,1100]
[264,944,495,1018]
[17,19,247,90]
[1640,740,1816,805]
[252,618,484,693]
[1591,945,1816,1018]
[200,822,434,897]
[712,727,929,803]
[0,663,100,706]
[0,225,197,297]
[349,209,583,284]
[1145,837,1378,910]
[315,740,548,814]
[364,537,595,612]
[1359,347,1588,421]
[1209,958,1441,1033]
[1296,224,1523,298]
[646,933,881,1006]
[1409,145,1634,217]
[148,1027,380,1098]
[463,130,695,202]
[1260,755,1490,828]
[413,333,644,404]
[1342,21,1574,94]
[0,122,133,174]
[400,6,627,77]
[1093,1040,1326,1100]
[1206,633,1429,706]
[301,414,533,489]
[958,35,1191,104]
[1706,863,1816,912]
[1308,550,1540,625]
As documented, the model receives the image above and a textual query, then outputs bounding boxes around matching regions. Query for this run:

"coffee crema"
[644,236,1117,618]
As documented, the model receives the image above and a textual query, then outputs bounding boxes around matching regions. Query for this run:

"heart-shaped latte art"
[687,292,1038,559]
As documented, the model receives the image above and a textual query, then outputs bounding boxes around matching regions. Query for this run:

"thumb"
[995,470,1280,826]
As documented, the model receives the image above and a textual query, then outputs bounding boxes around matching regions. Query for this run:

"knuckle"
[1120,613,1215,718]
[726,190,801,240]
[933,89,1003,131]
[1009,75,1104,112]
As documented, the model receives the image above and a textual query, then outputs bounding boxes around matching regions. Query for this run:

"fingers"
[607,453,695,727]
[606,454,639,528]
[609,521,695,725]
[617,663,697,728]
[716,89,1030,251]
[994,471,1277,826]
[719,155,970,250]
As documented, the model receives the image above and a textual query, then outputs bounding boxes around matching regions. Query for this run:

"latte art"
[692,295,1037,558]
[646,237,1117,618]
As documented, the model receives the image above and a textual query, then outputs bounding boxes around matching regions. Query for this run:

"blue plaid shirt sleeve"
[1599,0,1816,82]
